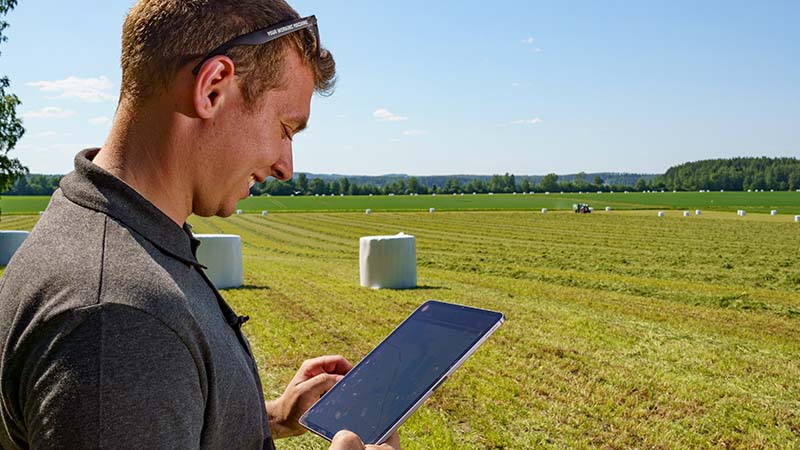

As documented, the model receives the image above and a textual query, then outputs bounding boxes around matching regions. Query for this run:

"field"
[2,190,800,215]
[2,209,799,449]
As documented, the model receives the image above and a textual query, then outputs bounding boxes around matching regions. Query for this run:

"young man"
[0,1,399,449]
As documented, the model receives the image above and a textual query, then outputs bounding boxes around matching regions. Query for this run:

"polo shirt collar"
[60,148,202,268]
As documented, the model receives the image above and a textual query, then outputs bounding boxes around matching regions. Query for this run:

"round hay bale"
[194,234,243,289]
[261,211,269,217]
[429,208,435,213]
[605,207,611,212]
[541,208,547,214]
[657,211,665,217]
[236,209,242,215]
[359,233,416,289]
[683,211,690,217]
[0,230,30,266]
[365,209,372,215]
[795,215,800,222]
[695,210,702,215]
[771,210,778,216]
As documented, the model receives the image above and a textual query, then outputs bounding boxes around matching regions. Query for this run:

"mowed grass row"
[3,190,800,215]
[2,211,799,449]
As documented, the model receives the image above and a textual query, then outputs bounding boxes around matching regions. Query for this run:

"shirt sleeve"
[20,303,205,450]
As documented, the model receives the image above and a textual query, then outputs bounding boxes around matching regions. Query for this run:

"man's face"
[195,49,314,217]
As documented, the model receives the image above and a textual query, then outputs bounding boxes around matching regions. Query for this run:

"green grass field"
[2,191,800,216]
[2,210,799,449]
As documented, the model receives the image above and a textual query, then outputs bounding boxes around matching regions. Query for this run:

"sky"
[1,0,798,176]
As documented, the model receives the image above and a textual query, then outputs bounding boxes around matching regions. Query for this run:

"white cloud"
[22,106,77,119]
[520,37,543,53]
[27,76,116,103]
[88,116,112,126]
[336,114,348,119]
[373,108,408,122]
[388,138,401,143]
[30,131,58,139]
[402,129,428,136]
[511,118,543,126]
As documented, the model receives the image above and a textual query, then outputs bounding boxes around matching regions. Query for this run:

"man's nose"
[270,145,293,181]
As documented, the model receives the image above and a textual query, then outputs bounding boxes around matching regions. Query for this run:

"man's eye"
[282,125,294,141]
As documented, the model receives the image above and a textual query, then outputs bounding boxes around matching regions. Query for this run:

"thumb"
[330,430,364,450]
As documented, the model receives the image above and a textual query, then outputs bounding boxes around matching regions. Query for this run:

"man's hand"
[267,355,353,439]
[330,430,401,450]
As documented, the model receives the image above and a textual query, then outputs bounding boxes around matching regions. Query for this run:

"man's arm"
[20,303,204,450]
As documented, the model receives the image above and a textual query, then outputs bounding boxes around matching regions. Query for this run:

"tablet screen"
[300,301,503,444]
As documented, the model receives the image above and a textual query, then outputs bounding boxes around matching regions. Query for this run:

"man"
[0,1,399,449]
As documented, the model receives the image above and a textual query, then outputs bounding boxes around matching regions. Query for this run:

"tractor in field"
[573,203,592,214]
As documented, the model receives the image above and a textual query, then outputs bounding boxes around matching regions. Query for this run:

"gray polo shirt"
[0,149,276,450]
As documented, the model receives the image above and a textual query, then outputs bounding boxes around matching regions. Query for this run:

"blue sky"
[2,0,798,176]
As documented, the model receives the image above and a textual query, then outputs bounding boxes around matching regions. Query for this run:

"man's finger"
[330,430,364,450]
[295,355,353,383]
[298,372,343,398]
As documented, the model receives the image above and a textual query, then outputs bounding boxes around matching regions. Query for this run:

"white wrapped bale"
[429,208,435,213]
[658,211,665,217]
[194,234,243,289]
[695,210,702,215]
[236,209,242,215]
[737,210,747,217]
[261,211,269,217]
[0,230,30,266]
[365,209,372,215]
[359,233,416,289]
[605,207,611,212]
[683,211,690,217]
[541,208,547,214]
[795,216,800,222]
[770,210,778,216]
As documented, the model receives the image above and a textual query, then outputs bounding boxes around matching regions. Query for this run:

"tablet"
[299,300,504,445]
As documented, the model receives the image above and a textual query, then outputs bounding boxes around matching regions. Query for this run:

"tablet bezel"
[298,300,504,444]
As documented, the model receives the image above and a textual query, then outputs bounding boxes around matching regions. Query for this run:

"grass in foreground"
[2,211,799,449]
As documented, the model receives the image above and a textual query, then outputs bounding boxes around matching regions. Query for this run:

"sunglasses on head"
[192,15,322,75]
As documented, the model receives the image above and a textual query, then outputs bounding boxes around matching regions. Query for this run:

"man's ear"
[193,56,237,119]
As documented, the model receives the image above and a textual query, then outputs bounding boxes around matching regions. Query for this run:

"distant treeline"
[251,172,657,196]
[3,157,798,196]
[662,157,800,191]
[2,174,63,196]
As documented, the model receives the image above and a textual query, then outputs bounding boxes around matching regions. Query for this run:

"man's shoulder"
[0,190,198,338]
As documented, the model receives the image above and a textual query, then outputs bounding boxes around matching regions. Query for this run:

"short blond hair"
[120,0,335,106]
